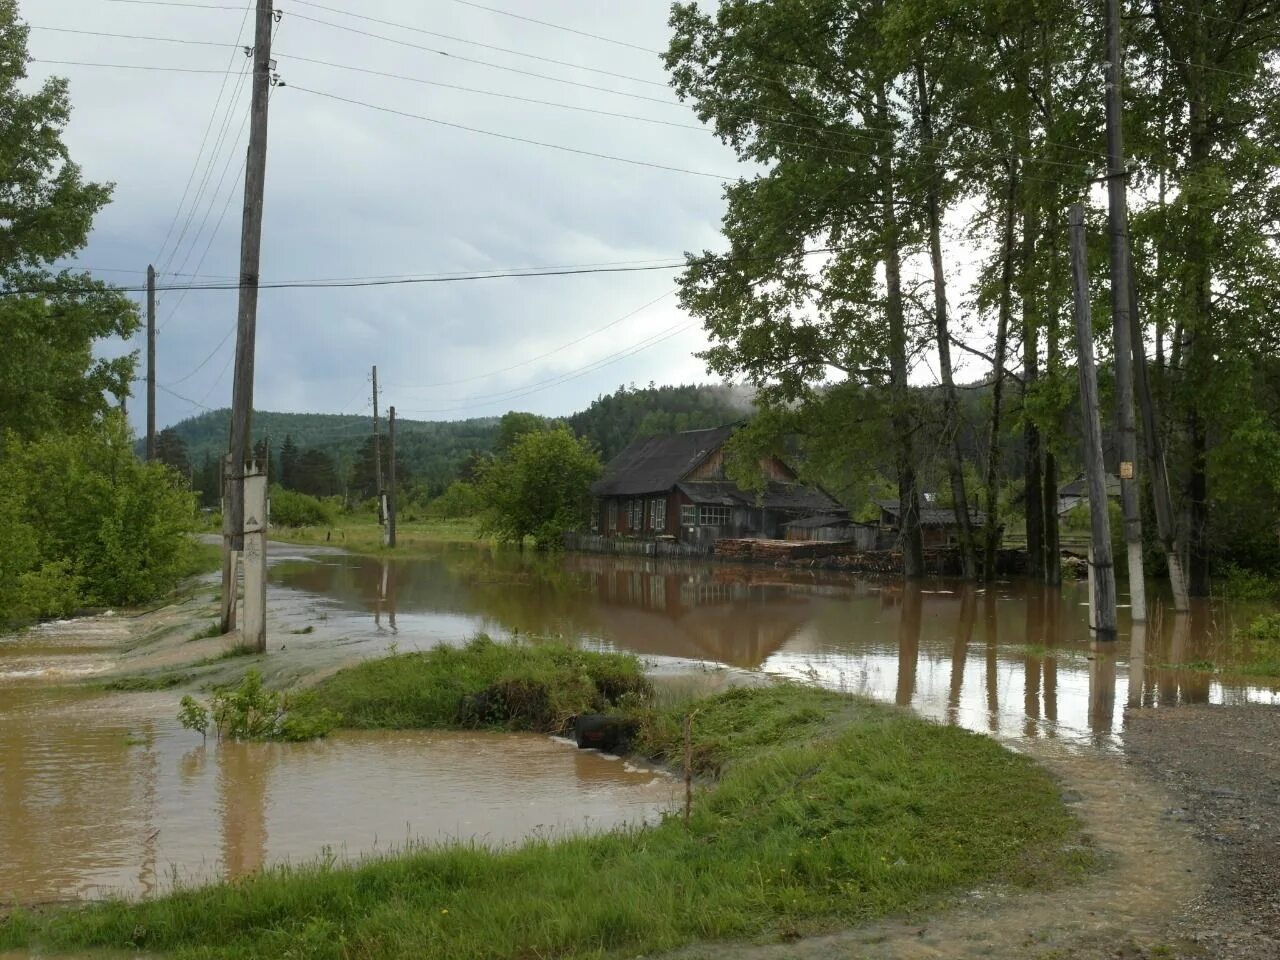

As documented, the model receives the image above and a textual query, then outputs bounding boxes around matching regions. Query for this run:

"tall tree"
[666,0,926,577]
[154,427,191,479]
[0,3,137,437]
[278,434,299,490]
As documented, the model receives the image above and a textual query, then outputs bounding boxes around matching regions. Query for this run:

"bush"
[427,480,480,519]
[269,486,335,527]
[179,670,337,742]
[0,416,196,624]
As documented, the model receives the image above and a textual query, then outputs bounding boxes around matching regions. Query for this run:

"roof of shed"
[591,425,735,497]
[875,500,989,527]
[1058,474,1122,498]
[783,513,864,530]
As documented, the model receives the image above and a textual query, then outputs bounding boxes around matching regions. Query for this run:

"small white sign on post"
[242,464,269,652]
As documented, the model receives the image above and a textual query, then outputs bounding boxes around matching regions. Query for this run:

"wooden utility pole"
[1069,204,1117,640]
[1104,0,1146,622]
[371,364,383,523]
[223,0,274,632]
[146,264,156,461]
[387,405,397,548]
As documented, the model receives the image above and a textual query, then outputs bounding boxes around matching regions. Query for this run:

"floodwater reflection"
[270,547,1280,744]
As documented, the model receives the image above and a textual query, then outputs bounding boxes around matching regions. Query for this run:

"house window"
[607,500,618,531]
[630,499,643,530]
[651,498,666,531]
[680,504,697,527]
[699,505,731,527]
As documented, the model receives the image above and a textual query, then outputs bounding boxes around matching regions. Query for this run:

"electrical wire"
[288,84,736,180]
[27,24,240,46]
[444,0,661,56]
[29,58,235,74]
[153,1,254,268]
[287,2,668,89]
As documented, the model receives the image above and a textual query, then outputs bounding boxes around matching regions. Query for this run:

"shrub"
[178,670,337,742]
[269,486,335,527]
[0,416,196,624]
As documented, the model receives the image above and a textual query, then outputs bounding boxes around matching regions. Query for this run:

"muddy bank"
[1124,705,1280,960]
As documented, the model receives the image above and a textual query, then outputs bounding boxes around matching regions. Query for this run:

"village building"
[590,425,844,548]
[1057,474,1122,515]
[874,499,989,549]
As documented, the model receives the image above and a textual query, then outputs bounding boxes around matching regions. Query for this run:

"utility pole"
[146,264,156,461]
[371,364,383,524]
[1104,0,1145,623]
[387,405,397,548]
[1069,204,1117,640]
[223,0,275,633]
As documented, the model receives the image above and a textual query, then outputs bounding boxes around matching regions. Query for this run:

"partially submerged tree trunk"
[983,163,1019,580]
[879,83,924,579]
[916,63,976,580]
[1042,205,1063,586]
[1021,201,1044,581]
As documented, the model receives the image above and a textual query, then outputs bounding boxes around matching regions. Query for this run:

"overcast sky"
[25,0,755,430]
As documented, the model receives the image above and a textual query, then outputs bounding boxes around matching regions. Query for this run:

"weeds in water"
[102,672,194,692]
[1162,612,1280,679]
[290,625,315,635]
[179,670,336,742]
[188,622,222,642]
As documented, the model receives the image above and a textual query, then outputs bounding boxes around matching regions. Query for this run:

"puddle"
[0,684,674,903]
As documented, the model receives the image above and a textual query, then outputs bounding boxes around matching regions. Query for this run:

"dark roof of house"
[592,425,736,497]
[680,480,843,514]
[1059,475,1122,498]
[783,513,864,530]
[875,499,988,527]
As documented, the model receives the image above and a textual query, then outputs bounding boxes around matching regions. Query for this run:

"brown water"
[269,547,1280,744]
[0,682,674,903]
[3,544,1277,908]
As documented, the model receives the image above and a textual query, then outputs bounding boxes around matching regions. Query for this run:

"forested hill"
[158,383,751,499]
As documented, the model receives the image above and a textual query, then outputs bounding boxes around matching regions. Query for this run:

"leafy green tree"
[0,5,137,437]
[476,426,601,550]
[493,411,553,456]
[428,480,481,519]
[0,416,196,622]
[347,435,410,502]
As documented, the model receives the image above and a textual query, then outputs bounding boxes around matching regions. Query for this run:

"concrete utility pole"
[146,264,156,461]
[1104,0,1146,622]
[1069,204,1118,640]
[223,0,275,633]
[387,405,397,548]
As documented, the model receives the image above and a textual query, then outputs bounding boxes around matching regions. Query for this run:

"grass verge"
[2,646,1085,960]
[271,517,488,555]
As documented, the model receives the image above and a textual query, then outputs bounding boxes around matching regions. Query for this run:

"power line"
[445,0,661,56]
[105,0,249,8]
[153,1,254,268]
[288,3,668,88]
[29,58,235,74]
[385,288,677,392]
[289,84,737,180]
[279,12,681,108]
[27,24,239,47]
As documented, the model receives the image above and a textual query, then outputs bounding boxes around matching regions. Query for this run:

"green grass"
[290,635,650,733]
[2,653,1083,960]
[271,516,488,555]
[101,671,195,692]
[1162,611,1280,679]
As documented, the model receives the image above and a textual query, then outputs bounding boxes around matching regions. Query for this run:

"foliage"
[567,383,751,461]
[179,670,336,742]
[290,635,649,733]
[348,434,411,503]
[1215,563,1278,601]
[492,411,553,455]
[426,480,481,519]
[476,425,601,550]
[0,416,197,624]
[0,4,138,438]
[268,485,335,528]
[8,684,1082,960]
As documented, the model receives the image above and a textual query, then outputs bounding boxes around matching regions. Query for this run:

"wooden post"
[220,454,237,633]
[387,405,397,547]
[242,463,268,653]
[1104,0,1146,622]
[1069,204,1118,640]
[371,365,382,525]
[225,0,274,578]
[146,264,156,461]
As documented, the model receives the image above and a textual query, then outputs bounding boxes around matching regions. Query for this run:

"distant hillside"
[158,383,752,497]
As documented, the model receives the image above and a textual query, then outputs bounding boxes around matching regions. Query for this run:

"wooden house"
[783,514,878,548]
[591,425,843,547]
[874,500,988,549]
[1057,475,1122,515]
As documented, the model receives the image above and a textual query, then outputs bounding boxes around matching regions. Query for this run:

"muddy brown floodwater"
[3,541,1278,952]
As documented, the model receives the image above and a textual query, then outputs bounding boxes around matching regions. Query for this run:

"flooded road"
[3,543,1277,908]
[271,547,1280,744]
[0,682,673,902]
